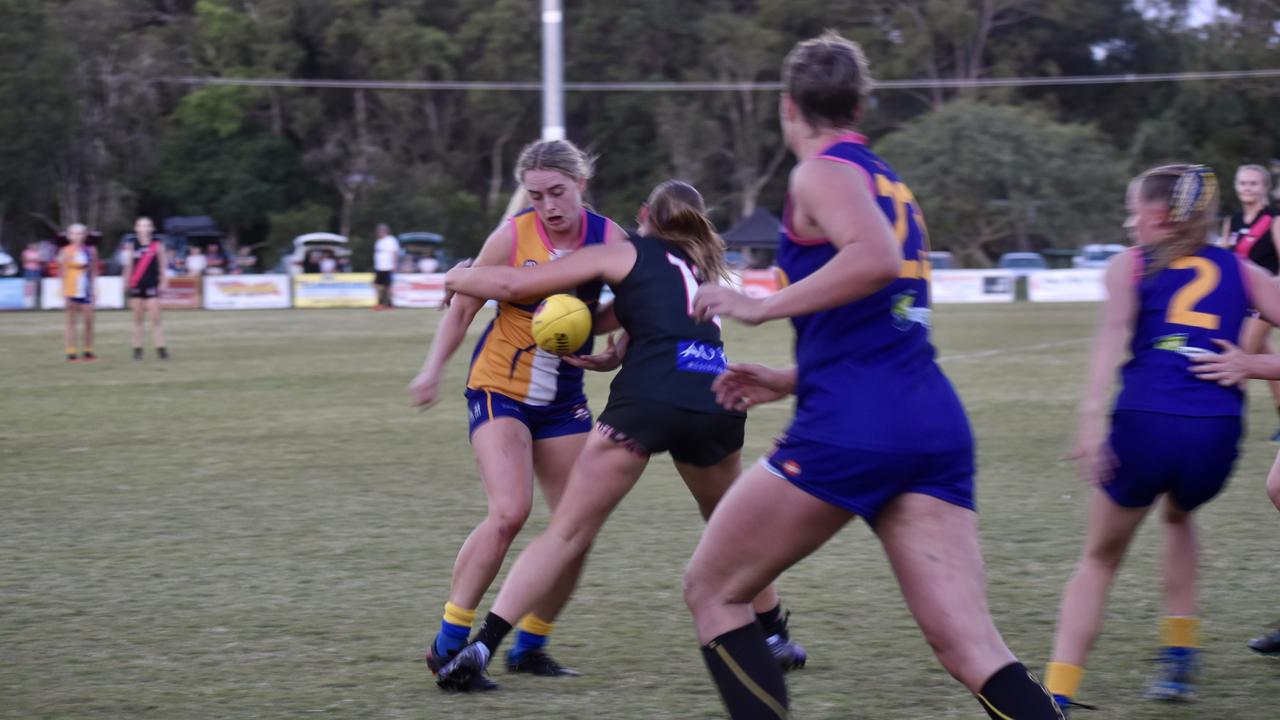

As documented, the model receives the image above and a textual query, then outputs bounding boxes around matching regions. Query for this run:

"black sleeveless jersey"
[1227,205,1279,274]
[609,234,743,417]
[127,240,161,288]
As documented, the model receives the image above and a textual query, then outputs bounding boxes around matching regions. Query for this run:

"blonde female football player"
[433,180,805,692]
[59,223,98,362]
[407,138,627,679]
[121,217,170,360]
[1044,165,1280,714]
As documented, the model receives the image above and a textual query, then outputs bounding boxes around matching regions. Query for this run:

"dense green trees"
[1,0,1276,266]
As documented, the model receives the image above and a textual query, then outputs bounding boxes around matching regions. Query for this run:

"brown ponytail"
[645,180,730,283]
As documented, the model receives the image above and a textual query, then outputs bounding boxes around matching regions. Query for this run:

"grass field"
[3,303,1280,719]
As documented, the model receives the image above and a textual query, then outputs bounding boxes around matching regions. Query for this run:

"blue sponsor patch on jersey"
[676,340,728,374]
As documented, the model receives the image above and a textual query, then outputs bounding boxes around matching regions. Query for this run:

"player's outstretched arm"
[444,242,636,302]
[1190,262,1280,383]
[407,224,511,408]
[1069,250,1137,486]
[693,160,899,325]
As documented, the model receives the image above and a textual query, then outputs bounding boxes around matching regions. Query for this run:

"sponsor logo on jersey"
[1153,333,1212,357]
[676,340,728,374]
[891,290,931,330]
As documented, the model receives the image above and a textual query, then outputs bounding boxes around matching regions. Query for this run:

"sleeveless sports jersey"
[608,233,743,416]
[59,245,93,300]
[1227,205,1278,274]
[127,240,161,289]
[777,133,970,453]
[1115,245,1249,417]
[466,208,607,406]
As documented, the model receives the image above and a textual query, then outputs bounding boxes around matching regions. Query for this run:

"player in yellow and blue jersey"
[683,32,1064,720]
[59,223,98,362]
[407,139,627,685]
[1045,165,1280,714]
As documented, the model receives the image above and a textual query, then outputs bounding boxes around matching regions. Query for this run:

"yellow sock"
[1162,616,1200,648]
[1045,662,1084,699]
[517,613,555,637]
[443,601,476,628]
[66,346,77,355]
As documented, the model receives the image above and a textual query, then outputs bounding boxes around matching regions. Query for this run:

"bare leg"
[446,419,536,609]
[676,454,778,614]
[489,431,649,623]
[876,493,1016,692]
[82,304,94,352]
[64,305,78,354]
[1161,500,1197,617]
[683,463,851,644]
[131,298,145,348]
[1268,452,1280,513]
[526,432,590,624]
[1050,489,1150,667]
[148,298,166,349]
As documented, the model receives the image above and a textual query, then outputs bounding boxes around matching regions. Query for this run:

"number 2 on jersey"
[874,174,928,281]
[1166,256,1220,330]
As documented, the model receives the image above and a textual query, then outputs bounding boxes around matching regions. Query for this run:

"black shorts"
[128,285,159,299]
[596,397,744,467]
[374,270,393,286]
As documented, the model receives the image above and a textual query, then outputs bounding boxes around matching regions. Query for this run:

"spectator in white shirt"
[372,223,400,309]
[186,246,207,276]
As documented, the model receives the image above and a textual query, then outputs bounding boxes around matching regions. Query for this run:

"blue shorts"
[464,388,592,441]
[1106,410,1241,512]
[763,434,975,524]
[67,296,92,305]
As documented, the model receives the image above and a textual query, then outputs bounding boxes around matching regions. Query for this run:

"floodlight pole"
[541,0,565,141]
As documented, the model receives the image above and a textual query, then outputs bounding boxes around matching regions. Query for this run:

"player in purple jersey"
[684,31,1063,720]
[1045,165,1280,714]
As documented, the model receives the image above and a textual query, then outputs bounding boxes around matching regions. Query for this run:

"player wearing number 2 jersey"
[433,180,805,692]
[1045,165,1280,714]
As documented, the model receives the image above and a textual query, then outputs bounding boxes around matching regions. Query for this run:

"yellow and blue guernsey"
[466,208,607,412]
[60,245,94,303]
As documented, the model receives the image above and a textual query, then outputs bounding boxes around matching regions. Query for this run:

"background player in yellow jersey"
[407,139,627,680]
[59,223,98,362]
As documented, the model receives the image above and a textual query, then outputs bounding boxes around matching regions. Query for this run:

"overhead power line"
[164,68,1280,92]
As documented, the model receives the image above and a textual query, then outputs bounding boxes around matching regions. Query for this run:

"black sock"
[977,662,1064,720]
[756,603,788,640]
[473,612,513,655]
[700,621,788,720]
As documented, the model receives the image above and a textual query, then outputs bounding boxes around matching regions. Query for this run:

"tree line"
[2,0,1276,268]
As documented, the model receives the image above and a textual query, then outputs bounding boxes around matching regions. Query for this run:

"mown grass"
[2,303,1279,719]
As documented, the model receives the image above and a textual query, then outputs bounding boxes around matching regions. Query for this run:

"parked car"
[398,231,450,272]
[997,252,1048,276]
[0,250,17,277]
[282,233,351,275]
[927,251,955,270]
[1072,243,1127,268]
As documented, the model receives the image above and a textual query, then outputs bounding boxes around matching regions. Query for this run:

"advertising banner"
[160,276,202,309]
[931,270,1016,304]
[294,273,377,308]
[41,277,125,309]
[0,278,34,310]
[738,269,782,298]
[203,275,291,310]
[1027,269,1106,302]
[390,273,446,308]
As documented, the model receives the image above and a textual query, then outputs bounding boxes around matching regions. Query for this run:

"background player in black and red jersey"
[121,217,169,360]
[1222,164,1280,437]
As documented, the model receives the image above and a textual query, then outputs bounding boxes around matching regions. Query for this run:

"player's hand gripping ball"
[531,294,591,356]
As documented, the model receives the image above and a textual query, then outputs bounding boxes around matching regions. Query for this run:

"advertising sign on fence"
[931,270,1016,304]
[294,273,377,308]
[0,278,34,310]
[160,276,202,309]
[1027,269,1106,302]
[390,273,446,308]
[203,275,291,310]
[41,277,125,309]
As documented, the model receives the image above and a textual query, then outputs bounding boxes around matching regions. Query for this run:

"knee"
[922,623,1003,688]
[1082,538,1127,571]
[486,505,530,545]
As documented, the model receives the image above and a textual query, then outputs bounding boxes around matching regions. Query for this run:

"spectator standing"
[205,243,226,275]
[319,251,338,275]
[373,223,400,310]
[22,242,42,284]
[417,248,441,274]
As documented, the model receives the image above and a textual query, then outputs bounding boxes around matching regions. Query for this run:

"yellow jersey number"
[1166,256,1220,330]
[874,174,929,281]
